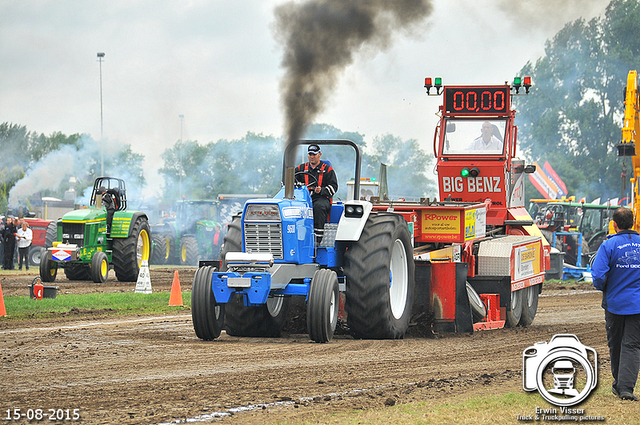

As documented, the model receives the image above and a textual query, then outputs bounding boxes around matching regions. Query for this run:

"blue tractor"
[191,140,415,342]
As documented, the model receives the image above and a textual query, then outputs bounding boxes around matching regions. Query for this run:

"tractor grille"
[244,222,283,259]
[61,222,85,247]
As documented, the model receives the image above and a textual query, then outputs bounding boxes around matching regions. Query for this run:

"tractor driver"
[100,186,118,236]
[295,144,338,241]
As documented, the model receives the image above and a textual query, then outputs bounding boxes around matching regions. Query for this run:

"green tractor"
[151,200,222,266]
[40,177,152,283]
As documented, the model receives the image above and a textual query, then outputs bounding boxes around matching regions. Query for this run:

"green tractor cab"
[40,177,151,283]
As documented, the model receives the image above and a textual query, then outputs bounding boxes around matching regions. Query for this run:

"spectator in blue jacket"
[592,207,640,401]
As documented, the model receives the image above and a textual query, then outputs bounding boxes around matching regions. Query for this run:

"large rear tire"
[28,246,43,267]
[505,288,523,328]
[179,235,199,266]
[91,251,109,283]
[344,213,415,339]
[39,251,57,282]
[113,217,151,282]
[519,285,539,327]
[45,221,57,247]
[307,269,339,343]
[192,266,224,340]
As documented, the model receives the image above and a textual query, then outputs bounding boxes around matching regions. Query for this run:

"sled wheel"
[505,288,523,328]
[466,282,487,323]
[519,285,539,327]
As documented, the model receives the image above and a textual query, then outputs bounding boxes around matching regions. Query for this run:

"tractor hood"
[61,207,106,222]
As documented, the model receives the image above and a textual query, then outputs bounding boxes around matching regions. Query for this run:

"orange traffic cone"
[0,283,6,317]
[168,270,183,306]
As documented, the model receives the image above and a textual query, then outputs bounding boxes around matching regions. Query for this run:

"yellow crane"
[617,70,640,231]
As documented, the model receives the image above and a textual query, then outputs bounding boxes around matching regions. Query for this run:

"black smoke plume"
[274,0,433,169]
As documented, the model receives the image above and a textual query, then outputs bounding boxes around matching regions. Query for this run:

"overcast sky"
[0,0,612,194]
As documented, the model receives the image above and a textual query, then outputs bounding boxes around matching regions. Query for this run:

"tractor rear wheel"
[307,269,339,343]
[192,266,224,340]
[64,263,91,281]
[344,213,415,339]
[39,251,57,282]
[519,285,539,326]
[91,251,109,283]
[505,288,523,327]
[28,246,43,267]
[45,221,57,247]
[151,234,168,265]
[179,235,199,266]
[113,217,151,282]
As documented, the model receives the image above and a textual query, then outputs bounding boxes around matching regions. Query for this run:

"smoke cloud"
[7,135,147,209]
[274,0,434,169]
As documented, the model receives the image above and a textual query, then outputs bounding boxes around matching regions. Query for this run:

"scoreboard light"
[424,77,443,95]
[511,76,531,94]
[523,76,532,94]
[461,167,480,178]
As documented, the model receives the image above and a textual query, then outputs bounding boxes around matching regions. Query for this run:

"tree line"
[3,0,640,211]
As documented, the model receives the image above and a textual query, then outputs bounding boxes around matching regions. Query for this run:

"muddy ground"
[0,270,617,424]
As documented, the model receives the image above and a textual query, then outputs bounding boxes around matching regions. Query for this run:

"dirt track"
[0,270,612,424]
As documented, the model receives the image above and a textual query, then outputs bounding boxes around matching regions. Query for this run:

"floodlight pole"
[97,52,105,177]
[179,114,184,199]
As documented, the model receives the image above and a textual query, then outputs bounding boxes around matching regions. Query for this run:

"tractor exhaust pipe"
[284,167,295,199]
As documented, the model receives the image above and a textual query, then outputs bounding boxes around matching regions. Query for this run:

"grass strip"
[299,375,631,425]
[1,291,191,321]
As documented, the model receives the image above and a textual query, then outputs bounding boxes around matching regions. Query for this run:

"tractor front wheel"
[150,234,168,265]
[307,269,339,343]
[39,250,57,282]
[179,235,199,266]
[192,266,224,340]
[91,251,109,283]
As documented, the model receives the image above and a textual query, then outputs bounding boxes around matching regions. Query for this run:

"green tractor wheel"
[39,250,58,283]
[113,217,151,282]
[180,235,199,266]
[151,234,169,265]
[91,251,109,283]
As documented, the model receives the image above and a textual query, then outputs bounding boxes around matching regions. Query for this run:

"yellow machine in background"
[617,70,640,231]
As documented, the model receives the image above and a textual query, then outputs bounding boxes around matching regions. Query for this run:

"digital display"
[444,86,510,114]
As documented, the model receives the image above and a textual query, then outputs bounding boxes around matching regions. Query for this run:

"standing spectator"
[592,207,640,401]
[16,221,33,271]
[0,217,5,267]
[212,224,223,260]
[2,217,17,270]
